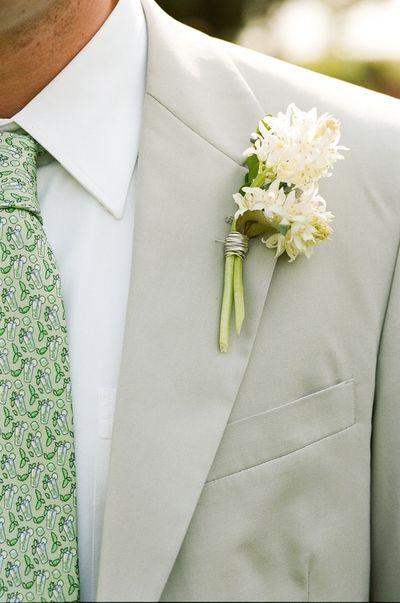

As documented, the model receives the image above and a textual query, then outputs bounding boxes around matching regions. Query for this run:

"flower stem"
[219,254,235,353]
[233,256,245,334]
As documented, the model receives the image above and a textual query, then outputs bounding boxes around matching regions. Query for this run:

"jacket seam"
[205,419,357,486]
[226,377,355,427]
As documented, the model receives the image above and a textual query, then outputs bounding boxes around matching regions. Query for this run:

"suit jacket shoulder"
[219,37,400,189]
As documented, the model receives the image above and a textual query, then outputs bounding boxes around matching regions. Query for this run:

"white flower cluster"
[245,103,347,191]
[234,181,334,261]
[234,103,346,261]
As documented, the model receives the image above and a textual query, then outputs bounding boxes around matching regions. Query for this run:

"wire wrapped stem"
[224,231,249,260]
[219,230,249,352]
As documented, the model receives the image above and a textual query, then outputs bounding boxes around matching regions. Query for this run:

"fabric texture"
[0,132,79,602]
[96,1,400,602]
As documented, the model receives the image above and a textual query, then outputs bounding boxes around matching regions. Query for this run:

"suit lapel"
[97,1,276,600]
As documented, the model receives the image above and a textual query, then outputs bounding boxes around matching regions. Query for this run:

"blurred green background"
[158,0,400,98]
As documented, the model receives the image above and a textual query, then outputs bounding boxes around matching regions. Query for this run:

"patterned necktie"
[0,131,79,603]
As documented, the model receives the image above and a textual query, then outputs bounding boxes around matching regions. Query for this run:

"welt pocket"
[206,379,356,484]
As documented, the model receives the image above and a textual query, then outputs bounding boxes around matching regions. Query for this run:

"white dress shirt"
[0,0,147,599]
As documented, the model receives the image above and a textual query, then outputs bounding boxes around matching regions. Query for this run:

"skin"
[0,0,119,117]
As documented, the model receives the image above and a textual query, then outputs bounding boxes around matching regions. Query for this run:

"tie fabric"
[0,132,79,602]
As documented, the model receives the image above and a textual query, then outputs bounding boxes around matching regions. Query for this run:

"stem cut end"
[219,341,228,353]
[235,315,244,336]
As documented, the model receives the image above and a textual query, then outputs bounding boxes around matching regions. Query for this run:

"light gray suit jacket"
[96,0,400,600]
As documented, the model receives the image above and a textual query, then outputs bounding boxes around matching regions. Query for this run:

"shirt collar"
[4,0,147,219]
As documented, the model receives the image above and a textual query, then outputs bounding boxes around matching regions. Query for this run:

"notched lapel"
[97,1,277,601]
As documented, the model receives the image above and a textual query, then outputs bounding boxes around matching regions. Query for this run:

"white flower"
[232,190,264,216]
[233,181,333,261]
[233,179,285,219]
[261,185,334,261]
[244,103,348,191]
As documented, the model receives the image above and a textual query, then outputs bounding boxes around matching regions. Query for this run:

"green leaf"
[35,489,44,510]
[67,574,79,595]
[37,322,46,342]
[43,260,51,279]
[55,363,64,383]
[50,533,61,554]
[24,554,33,576]
[19,305,30,314]
[235,209,274,239]
[3,409,12,427]
[0,578,6,597]
[17,473,29,482]
[62,468,70,488]
[12,343,21,364]
[28,385,38,405]
[45,426,53,447]
[19,449,28,468]
[11,369,22,377]
[244,154,259,186]
[49,558,61,567]
[19,283,29,300]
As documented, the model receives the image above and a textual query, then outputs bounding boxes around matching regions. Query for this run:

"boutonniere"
[219,103,348,352]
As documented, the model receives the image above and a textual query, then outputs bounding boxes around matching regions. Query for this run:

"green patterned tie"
[0,131,79,603]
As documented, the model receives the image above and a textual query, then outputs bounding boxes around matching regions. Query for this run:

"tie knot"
[0,131,41,218]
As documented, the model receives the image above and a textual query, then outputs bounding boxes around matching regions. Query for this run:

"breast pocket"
[206,379,356,483]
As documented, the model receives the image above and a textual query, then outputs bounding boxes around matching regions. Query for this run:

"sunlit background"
[158,0,400,98]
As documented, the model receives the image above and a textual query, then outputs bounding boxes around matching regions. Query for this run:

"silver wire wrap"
[224,231,249,260]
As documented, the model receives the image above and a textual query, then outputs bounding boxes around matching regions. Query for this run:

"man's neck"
[0,0,119,118]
